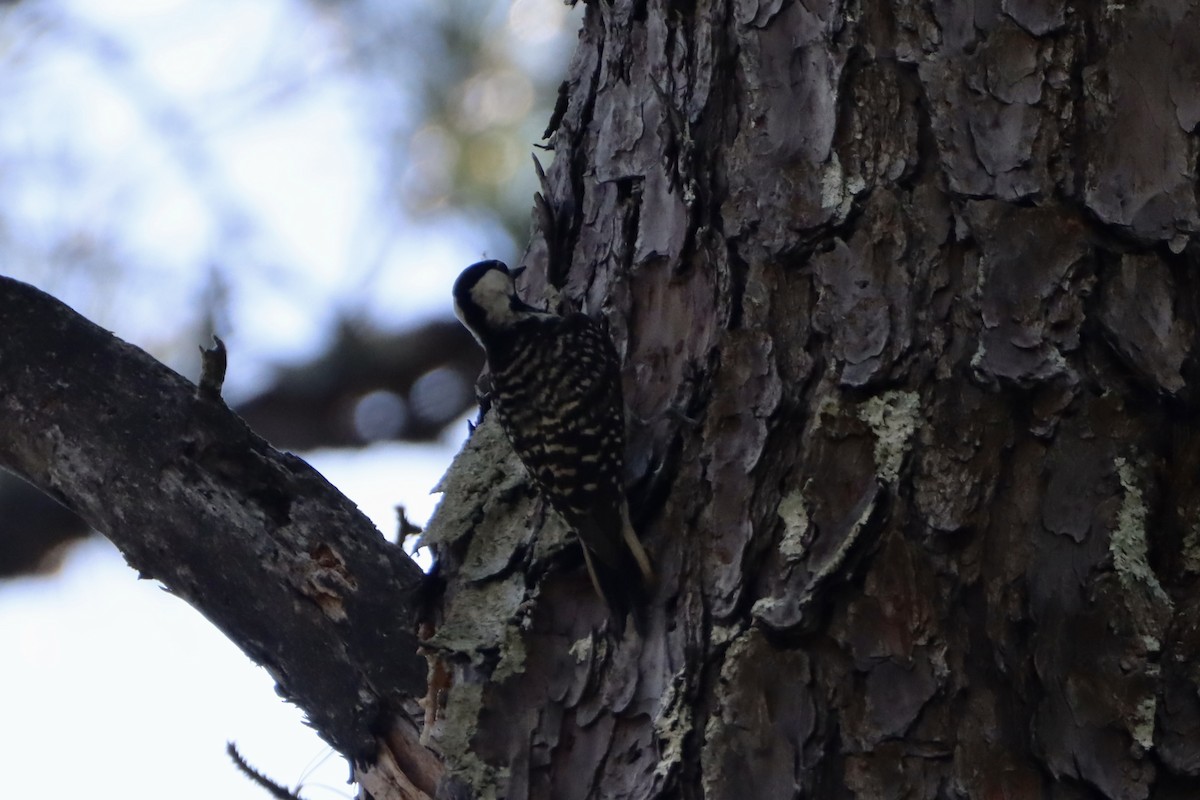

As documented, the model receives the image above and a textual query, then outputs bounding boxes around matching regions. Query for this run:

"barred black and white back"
[453,260,654,627]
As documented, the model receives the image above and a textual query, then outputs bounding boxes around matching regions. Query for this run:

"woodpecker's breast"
[486,313,626,523]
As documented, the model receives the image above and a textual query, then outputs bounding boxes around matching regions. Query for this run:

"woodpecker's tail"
[578,511,655,635]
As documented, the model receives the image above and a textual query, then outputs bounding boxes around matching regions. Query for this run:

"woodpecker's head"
[453,260,538,343]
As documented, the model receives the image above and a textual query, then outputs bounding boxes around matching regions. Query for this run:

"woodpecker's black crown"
[452,260,510,306]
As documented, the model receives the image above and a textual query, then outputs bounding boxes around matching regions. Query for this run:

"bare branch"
[0,277,429,765]
[227,742,305,800]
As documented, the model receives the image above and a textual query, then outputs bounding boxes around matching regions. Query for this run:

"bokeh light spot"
[352,389,407,442]
[409,366,470,426]
[508,0,568,44]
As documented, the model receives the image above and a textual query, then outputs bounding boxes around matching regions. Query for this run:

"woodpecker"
[452,260,655,627]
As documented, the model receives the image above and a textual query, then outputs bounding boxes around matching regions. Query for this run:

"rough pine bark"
[6,2,1200,799]
[420,2,1200,799]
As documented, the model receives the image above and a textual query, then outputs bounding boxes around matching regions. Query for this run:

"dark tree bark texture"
[0,279,432,784]
[0,319,482,581]
[419,2,1200,800]
[8,2,1200,800]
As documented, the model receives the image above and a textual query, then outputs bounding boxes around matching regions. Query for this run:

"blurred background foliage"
[0,0,582,577]
[0,4,584,795]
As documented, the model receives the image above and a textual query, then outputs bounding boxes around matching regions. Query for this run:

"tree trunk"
[6,2,1200,799]
[420,2,1200,799]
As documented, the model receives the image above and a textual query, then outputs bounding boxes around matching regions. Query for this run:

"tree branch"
[0,277,429,767]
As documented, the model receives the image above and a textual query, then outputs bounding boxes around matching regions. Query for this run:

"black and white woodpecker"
[452,260,655,626]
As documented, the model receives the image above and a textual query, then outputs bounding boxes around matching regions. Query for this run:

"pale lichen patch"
[569,633,595,663]
[776,487,811,562]
[492,623,527,684]
[653,670,693,780]
[1112,457,1172,609]
[423,574,527,663]
[709,624,742,648]
[749,594,791,620]
[434,682,507,799]
[820,152,846,211]
[858,390,920,485]
[1132,696,1157,751]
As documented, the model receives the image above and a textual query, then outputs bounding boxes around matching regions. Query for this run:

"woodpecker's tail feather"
[620,506,656,590]
[579,525,654,636]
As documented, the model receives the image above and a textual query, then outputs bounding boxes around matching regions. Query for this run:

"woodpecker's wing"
[491,317,626,537]
[494,314,625,516]
[490,312,654,625]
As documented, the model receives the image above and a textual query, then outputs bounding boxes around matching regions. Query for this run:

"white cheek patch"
[470,269,518,328]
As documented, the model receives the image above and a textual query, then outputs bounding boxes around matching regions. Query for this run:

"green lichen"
[653,670,693,780]
[436,682,508,799]
[568,631,606,666]
[1132,696,1157,751]
[819,152,849,215]
[492,622,527,684]
[858,390,920,484]
[709,624,743,648]
[423,417,524,549]
[1109,458,1171,755]
[776,488,811,562]
[1112,457,1172,610]
[423,574,527,663]
[569,634,593,663]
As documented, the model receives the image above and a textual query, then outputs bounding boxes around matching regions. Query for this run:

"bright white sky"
[0,0,576,797]
[0,439,460,800]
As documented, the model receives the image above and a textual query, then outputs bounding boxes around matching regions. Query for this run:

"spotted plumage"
[453,260,654,626]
